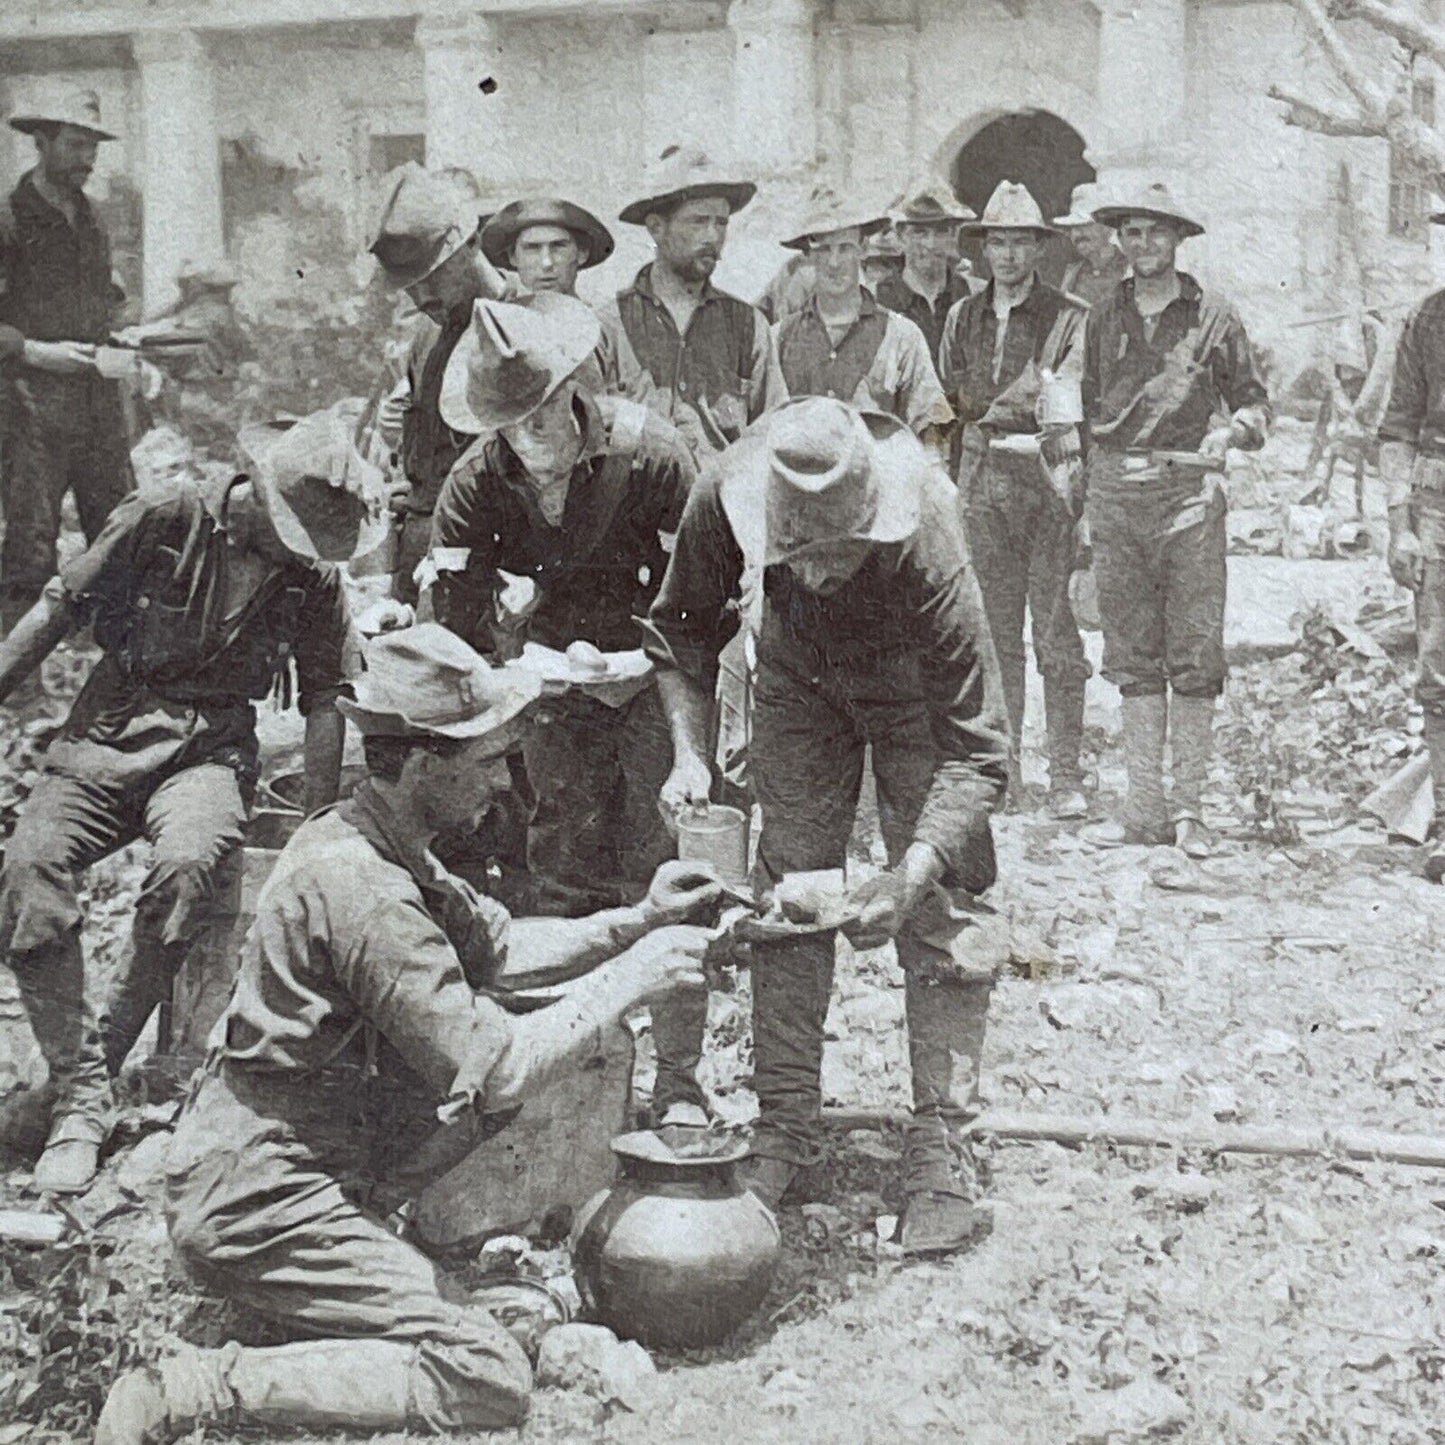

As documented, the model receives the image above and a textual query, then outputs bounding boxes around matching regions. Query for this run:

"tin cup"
[676,804,750,888]
[1035,371,1083,427]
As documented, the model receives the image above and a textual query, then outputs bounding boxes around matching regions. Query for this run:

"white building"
[0,0,1434,380]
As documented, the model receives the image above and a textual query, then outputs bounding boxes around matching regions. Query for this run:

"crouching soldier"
[0,403,381,1195]
[645,397,1010,1253]
[95,624,719,1443]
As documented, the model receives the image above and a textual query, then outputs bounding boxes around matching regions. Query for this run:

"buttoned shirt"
[1082,272,1271,454]
[775,291,953,436]
[939,277,1085,432]
[214,781,515,1099]
[642,457,1008,888]
[1380,288,1445,458]
[874,271,972,362]
[426,393,696,653]
[606,263,787,453]
[0,171,120,362]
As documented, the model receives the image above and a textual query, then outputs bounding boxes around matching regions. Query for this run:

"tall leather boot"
[1043,674,1088,819]
[898,975,994,1256]
[96,1334,532,1443]
[1082,693,1170,848]
[1169,694,1217,859]
[10,931,111,1194]
[1420,714,1445,883]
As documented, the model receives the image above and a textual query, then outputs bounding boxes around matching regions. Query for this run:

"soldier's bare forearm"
[656,666,712,767]
[503,906,651,989]
[0,588,70,704]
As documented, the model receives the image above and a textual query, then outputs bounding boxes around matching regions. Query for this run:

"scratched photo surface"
[0,3,1443,1442]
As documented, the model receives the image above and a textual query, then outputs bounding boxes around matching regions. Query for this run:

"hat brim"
[480,204,616,271]
[370,225,475,291]
[1093,204,1204,239]
[781,215,889,252]
[719,410,926,568]
[619,180,757,226]
[337,678,540,741]
[9,115,116,142]
[438,294,602,434]
[960,221,1057,239]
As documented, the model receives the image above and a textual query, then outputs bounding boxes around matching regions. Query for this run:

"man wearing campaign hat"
[0,402,378,1193]
[938,180,1091,818]
[1054,182,1130,312]
[419,294,707,1117]
[0,85,135,631]
[480,197,645,397]
[646,397,1010,1253]
[773,187,953,448]
[96,622,721,1444]
[607,145,787,459]
[1080,181,1270,859]
[369,163,513,605]
[874,176,977,361]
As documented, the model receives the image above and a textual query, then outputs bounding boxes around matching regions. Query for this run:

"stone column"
[132,30,224,318]
[729,0,818,178]
[417,12,514,197]
[1092,0,1188,177]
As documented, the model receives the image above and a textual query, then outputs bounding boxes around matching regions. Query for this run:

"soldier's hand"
[1200,425,1233,466]
[1389,527,1426,592]
[642,859,727,926]
[840,870,917,951]
[22,340,97,375]
[658,753,713,835]
[619,923,711,1007]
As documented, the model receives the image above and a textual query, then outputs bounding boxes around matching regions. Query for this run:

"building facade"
[0,0,1434,380]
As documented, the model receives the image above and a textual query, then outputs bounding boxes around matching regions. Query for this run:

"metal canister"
[676,804,749,887]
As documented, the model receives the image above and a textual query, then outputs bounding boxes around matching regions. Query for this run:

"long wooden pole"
[821,1106,1445,1170]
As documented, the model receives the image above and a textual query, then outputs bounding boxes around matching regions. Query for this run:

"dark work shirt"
[398,306,475,515]
[874,271,972,362]
[1380,288,1445,455]
[427,393,696,653]
[939,278,1085,431]
[1082,272,1271,454]
[57,474,355,718]
[0,171,119,361]
[642,445,1008,887]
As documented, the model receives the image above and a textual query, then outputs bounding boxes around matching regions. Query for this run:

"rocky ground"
[4,421,1445,1442]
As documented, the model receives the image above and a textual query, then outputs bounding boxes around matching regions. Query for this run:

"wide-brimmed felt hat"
[339,623,543,741]
[863,229,905,262]
[781,185,890,251]
[481,199,615,270]
[1053,182,1106,230]
[963,180,1055,239]
[440,291,601,434]
[369,162,481,290]
[1093,181,1204,239]
[619,146,756,226]
[890,176,976,228]
[9,86,116,142]
[719,398,925,566]
[237,401,392,564]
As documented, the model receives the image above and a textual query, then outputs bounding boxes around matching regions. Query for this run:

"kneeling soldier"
[95,624,718,1443]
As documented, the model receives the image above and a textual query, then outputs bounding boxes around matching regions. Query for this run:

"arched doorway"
[947,110,1094,287]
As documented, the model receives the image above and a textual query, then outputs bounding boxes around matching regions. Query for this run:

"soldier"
[646,397,1010,1253]
[94,624,719,1444]
[939,181,1091,816]
[0,403,380,1193]
[608,145,787,459]
[861,229,906,295]
[369,164,509,606]
[1054,184,1131,312]
[420,293,706,1124]
[479,197,646,396]
[0,87,134,632]
[1380,258,1445,880]
[774,188,953,449]
[1080,183,1270,858]
[873,178,977,362]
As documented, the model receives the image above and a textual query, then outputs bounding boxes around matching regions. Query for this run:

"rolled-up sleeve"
[906,499,1010,891]
[640,470,743,696]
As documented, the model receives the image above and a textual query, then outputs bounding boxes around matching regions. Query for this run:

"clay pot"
[570,1131,780,1350]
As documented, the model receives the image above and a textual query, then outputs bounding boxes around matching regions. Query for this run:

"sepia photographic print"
[0,0,1443,1440]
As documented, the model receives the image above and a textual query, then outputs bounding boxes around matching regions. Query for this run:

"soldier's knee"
[136,856,230,947]
[0,858,82,958]
[415,1330,533,1431]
